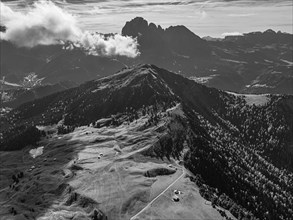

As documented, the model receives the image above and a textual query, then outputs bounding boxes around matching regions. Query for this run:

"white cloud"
[0,1,80,47]
[76,32,140,58]
[221,32,243,37]
[196,1,210,20]
[199,10,208,20]
[228,13,255,17]
[0,1,139,57]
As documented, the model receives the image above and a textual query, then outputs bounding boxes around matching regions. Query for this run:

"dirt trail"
[130,169,185,220]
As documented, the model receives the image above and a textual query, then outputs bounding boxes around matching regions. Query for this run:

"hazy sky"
[2,0,293,37]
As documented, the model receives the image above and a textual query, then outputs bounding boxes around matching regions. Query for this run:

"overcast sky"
[2,0,293,37]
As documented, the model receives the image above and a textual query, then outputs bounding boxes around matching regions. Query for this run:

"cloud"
[228,13,255,17]
[221,32,243,37]
[195,1,211,20]
[74,32,141,57]
[199,10,208,20]
[0,1,139,57]
[0,1,80,47]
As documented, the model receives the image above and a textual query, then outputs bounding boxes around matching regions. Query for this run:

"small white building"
[172,195,180,202]
[174,189,182,195]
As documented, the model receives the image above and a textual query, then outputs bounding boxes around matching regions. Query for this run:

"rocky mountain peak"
[121,17,151,37]
[122,17,211,58]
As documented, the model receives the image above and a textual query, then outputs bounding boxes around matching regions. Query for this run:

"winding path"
[130,169,185,220]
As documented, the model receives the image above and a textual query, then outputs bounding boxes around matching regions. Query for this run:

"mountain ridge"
[1,64,292,171]
[0,64,292,219]
[1,17,292,97]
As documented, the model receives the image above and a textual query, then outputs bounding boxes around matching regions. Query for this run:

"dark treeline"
[0,126,45,151]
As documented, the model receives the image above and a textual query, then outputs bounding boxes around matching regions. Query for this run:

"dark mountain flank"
[1,64,292,219]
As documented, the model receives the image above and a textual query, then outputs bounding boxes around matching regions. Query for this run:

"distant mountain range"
[1,64,292,219]
[1,80,77,108]
[0,17,292,100]
[123,18,292,94]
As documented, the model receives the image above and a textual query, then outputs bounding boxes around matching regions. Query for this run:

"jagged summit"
[122,17,164,37]
[122,17,211,57]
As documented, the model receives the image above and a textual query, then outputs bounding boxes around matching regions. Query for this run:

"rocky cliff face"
[122,17,211,58]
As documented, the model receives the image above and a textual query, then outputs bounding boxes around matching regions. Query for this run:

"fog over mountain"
[0,1,139,57]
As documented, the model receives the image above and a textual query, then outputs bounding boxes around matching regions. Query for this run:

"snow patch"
[221,59,247,64]
[280,59,293,66]
[226,92,270,106]
[29,146,44,158]
[0,79,21,87]
[251,84,274,88]
[264,59,273,63]
[166,103,185,118]
[0,107,12,115]
[91,84,110,93]
[191,75,218,84]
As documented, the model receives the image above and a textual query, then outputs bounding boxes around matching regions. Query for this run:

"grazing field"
[0,114,234,220]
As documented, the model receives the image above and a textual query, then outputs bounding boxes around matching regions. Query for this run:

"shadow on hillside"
[0,134,106,220]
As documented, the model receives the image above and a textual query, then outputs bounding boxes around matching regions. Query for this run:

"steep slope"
[0,64,292,219]
[1,81,77,108]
